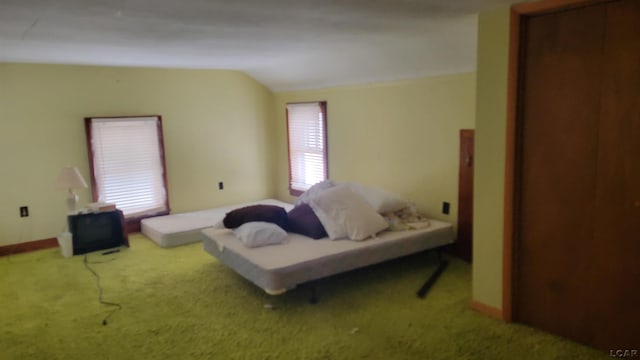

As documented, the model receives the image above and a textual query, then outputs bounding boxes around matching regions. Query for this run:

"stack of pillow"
[222,180,409,247]
[293,180,409,241]
[221,204,290,248]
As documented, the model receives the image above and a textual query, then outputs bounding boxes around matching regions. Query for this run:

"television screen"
[68,211,127,255]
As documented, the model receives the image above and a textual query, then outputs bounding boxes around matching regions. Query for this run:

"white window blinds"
[88,116,168,217]
[286,102,328,193]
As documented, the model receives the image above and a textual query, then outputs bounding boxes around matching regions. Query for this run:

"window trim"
[84,115,171,231]
[285,101,329,196]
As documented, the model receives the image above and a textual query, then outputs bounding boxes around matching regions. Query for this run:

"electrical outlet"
[20,206,29,217]
[218,181,224,190]
[442,202,450,215]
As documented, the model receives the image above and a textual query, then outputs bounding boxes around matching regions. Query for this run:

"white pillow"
[341,182,408,213]
[233,222,287,248]
[295,179,335,206]
[309,185,389,241]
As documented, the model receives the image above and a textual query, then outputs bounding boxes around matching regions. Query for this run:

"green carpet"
[1,234,606,360]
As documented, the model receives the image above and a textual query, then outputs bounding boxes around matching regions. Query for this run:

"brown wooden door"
[456,129,473,263]
[514,0,640,351]
[592,0,640,348]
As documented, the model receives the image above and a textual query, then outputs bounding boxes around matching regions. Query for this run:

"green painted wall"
[2,51,496,310]
[472,6,511,310]
[0,63,276,246]
[273,73,476,225]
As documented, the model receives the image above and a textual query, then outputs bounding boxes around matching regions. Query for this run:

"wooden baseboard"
[470,300,504,320]
[0,237,58,257]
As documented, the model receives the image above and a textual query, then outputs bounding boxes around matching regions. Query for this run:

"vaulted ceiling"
[0,0,523,91]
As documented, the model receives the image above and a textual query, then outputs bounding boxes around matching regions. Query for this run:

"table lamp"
[55,166,88,213]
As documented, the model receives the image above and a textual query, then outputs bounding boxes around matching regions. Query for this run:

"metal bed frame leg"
[416,249,449,299]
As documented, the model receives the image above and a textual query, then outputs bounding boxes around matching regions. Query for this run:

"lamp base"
[57,232,73,257]
[66,190,79,214]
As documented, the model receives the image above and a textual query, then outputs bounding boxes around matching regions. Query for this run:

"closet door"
[515,2,603,350]
[592,0,640,349]
[514,0,640,350]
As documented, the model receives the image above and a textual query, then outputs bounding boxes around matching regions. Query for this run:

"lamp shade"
[55,166,88,190]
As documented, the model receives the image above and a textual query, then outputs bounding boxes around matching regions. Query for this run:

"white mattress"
[202,219,454,295]
[141,199,293,247]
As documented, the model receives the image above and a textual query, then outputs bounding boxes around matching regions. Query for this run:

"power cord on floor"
[83,254,122,326]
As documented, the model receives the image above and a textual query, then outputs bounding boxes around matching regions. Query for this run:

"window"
[286,102,328,196]
[85,115,170,221]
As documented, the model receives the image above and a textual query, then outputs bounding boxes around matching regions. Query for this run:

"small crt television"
[68,210,129,255]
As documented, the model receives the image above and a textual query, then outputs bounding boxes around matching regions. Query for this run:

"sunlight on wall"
[0,64,275,246]
[273,73,476,226]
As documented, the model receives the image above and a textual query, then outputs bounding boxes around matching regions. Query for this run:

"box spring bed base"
[202,219,454,303]
[302,246,449,304]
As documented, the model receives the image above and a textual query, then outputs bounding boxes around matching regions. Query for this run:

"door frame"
[456,129,474,263]
[502,0,613,322]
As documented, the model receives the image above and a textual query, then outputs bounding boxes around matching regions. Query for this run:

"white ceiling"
[0,0,522,91]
